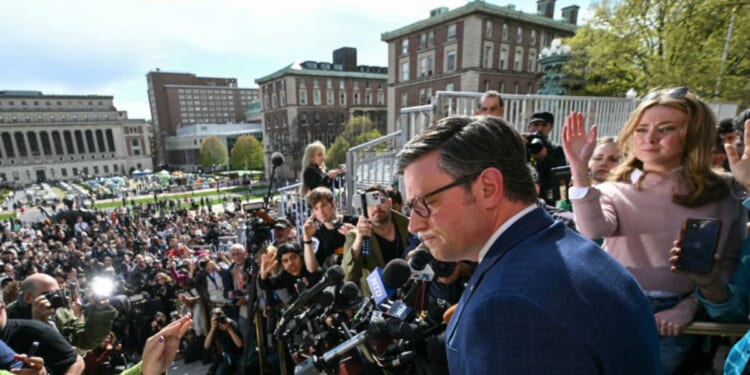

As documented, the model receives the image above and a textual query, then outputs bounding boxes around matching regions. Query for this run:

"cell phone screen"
[676,218,722,274]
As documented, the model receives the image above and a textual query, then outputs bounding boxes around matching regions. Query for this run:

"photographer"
[526,111,567,205]
[204,308,242,375]
[6,273,116,352]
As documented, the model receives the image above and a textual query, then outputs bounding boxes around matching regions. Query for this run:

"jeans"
[650,295,695,375]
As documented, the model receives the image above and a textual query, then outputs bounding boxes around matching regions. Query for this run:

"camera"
[213,308,228,324]
[43,289,68,309]
[525,131,550,155]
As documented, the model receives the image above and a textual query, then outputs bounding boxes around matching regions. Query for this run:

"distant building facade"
[381,0,579,131]
[0,90,152,184]
[146,70,259,167]
[164,123,263,172]
[255,47,388,178]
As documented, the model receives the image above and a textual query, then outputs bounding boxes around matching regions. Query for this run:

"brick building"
[255,47,387,178]
[381,0,579,131]
[146,70,259,167]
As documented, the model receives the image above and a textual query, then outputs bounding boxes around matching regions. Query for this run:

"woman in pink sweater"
[562,87,745,374]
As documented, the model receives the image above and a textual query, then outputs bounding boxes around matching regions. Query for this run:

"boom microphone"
[271,152,285,167]
[408,249,435,282]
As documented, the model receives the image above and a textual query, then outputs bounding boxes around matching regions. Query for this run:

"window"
[486,20,493,38]
[446,83,454,91]
[377,90,384,105]
[420,33,427,49]
[401,61,409,81]
[446,49,456,72]
[339,92,347,106]
[484,80,490,92]
[514,82,520,94]
[502,24,509,40]
[299,89,307,105]
[313,89,321,105]
[354,93,360,105]
[327,90,334,105]
[401,39,409,54]
[401,93,408,107]
[514,47,524,71]
[447,24,457,41]
[483,44,493,68]
[516,26,523,43]
[500,45,509,70]
[531,30,537,45]
[419,55,434,77]
[528,49,537,72]
[428,31,435,47]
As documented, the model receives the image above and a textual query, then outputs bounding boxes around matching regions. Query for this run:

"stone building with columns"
[0,90,152,184]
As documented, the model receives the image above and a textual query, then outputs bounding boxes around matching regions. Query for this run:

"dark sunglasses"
[641,86,690,102]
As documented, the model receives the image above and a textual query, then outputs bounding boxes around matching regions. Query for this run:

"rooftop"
[255,61,387,84]
[381,1,578,41]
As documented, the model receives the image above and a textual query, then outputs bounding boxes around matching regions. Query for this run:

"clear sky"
[1,0,592,120]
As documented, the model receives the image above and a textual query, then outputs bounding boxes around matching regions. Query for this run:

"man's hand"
[11,354,46,375]
[30,295,54,322]
[726,119,750,188]
[355,216,372,239]
[302,215,318,240]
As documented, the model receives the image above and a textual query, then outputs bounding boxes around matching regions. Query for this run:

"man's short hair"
[479,90,504,108]
[385,187,403,205]
[307,186,334,209]
[396,115,537,204]
[364,183,388,196]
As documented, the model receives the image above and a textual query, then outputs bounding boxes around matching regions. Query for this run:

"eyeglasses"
[642,86,690,102]
[406,173,480,218]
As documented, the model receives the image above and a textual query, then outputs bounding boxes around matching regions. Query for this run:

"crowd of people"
[0,88,749,374]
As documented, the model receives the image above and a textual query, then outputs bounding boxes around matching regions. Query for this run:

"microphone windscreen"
[409,248,432,271]
[271,152,285,167]
[325,265,345,285]
[382,259,411,289]
[338,281,359,301]
[316,289,335,307]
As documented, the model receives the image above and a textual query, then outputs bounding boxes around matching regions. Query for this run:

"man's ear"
[475,168,504,208]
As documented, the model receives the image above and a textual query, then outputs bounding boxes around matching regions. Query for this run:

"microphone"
[332,281,360,311]
[366,267,396,306]
[408,248,435,282]
[381,259,411,290]
[271,152,284,167]
[277,265,344,333]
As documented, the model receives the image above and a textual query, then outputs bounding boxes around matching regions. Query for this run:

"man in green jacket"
[6,273,117,352]
[342,184,415,295]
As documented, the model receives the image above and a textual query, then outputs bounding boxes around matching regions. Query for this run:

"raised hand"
[726,119,750,188]
[142,314,192,375]
[562,112,598,182]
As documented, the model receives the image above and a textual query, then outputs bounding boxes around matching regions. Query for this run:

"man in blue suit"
[396,116,661,374]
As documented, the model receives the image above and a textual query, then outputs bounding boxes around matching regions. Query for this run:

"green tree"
[563,0,750,104]
[199,136,228,172]
[230,135,264,170]
[326,116,382,166]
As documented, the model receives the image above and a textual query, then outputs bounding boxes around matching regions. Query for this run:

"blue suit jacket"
[446,207,661,374]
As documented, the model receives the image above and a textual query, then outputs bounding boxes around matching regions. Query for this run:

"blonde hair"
[300,141,327,194]
[610,88,728,207]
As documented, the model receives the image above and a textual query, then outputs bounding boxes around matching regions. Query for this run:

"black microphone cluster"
[281,253,451,375]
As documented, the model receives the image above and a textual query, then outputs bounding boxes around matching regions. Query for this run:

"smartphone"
[676,218,722,274]
[351,191,386,218]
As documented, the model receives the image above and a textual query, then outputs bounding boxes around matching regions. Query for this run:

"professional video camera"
[245,209,274,251]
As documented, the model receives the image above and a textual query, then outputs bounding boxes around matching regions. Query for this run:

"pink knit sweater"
[572,168,746,294]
